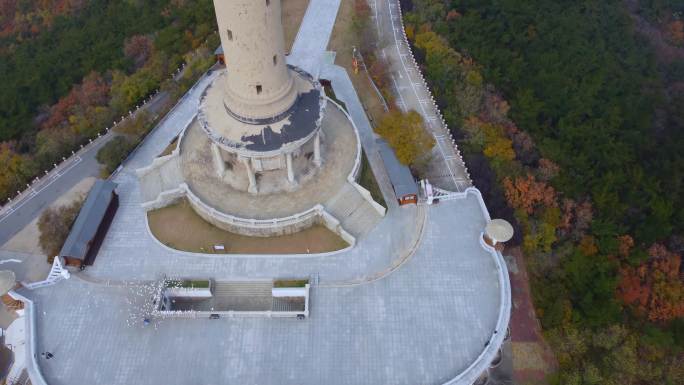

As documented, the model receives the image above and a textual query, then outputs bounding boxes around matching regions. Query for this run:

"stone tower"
[198,0,325,194]
[137,0,376,238]
[213,0,298,121]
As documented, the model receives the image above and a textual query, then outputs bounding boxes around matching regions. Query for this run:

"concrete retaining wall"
[7,292,47,385]
[136,154,183,204]
[272,287,307,297]
[165,287,213,298]
[184,184,356,244]
[140,187,185,211]
[327,96,386,218]
[154,285,311,319]
[153,310,305,318]
[136,90,369,245]
[349,181,386,216]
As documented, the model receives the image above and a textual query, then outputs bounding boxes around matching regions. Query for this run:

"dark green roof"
[59,180,117,260]
[376,139,418,198]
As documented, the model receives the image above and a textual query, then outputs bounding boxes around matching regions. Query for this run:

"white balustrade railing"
[390,0,472,189]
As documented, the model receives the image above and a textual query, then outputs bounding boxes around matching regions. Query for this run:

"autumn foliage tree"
[376,109,435,167]
[537,158,560,181]
[462,117,516,166]
[40,72,110,131]
[352,0,374,56]
[667,19,684,45]
[0,0,86,40]
[0,143,36,199]
[617,244,684,322]
[503,174,557,215]
[124,35,154,70]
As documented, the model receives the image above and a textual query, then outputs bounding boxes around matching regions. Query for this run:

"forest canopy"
[0,0,217,200]
[405,0,684,383]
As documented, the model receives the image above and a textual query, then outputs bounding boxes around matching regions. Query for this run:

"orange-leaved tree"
[617,244,684,322]
[502,174,557,215]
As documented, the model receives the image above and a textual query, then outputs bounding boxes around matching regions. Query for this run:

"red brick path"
[507,246,557,384]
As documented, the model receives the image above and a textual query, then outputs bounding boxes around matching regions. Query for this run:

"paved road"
[0,140,106,246]
[0,74,174,246]
[371,0,471,192]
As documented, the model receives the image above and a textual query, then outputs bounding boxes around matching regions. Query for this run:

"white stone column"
[243,157,257,194]
[313,132,322,166]
[211,143,226,178]
[286,152,295,183]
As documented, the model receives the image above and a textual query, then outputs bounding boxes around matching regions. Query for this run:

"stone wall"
[136,153,183,204]
[136,94,367,245]
[184,184,355,243]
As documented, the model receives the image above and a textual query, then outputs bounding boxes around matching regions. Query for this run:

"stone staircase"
[212,281,272,297]
[325,182,382,238]
[272,297,305,312]
[137,155,183,204]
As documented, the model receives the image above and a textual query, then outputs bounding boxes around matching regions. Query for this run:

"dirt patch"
[282,0,310,52]
[512,342,549,383]
[2,177,96,256]
[327,0,388,126]
[148,199,349,254]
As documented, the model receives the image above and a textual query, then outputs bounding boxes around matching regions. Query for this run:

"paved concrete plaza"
[29,193,503,385]
[16,1,510,384]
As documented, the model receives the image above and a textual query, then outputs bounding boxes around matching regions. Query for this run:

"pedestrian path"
[324,182,383,237]
[288,0,342,77]
[321,65,398,209]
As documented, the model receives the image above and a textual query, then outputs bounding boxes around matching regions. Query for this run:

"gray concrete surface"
[28,193,502,385]
[288,0,342,76]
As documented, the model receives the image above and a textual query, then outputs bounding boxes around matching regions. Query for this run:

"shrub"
[375,109,435,166]
[38,198,85,261]
[96,136,136,175]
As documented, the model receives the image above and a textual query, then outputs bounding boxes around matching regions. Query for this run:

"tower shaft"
[213,0,297,121]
